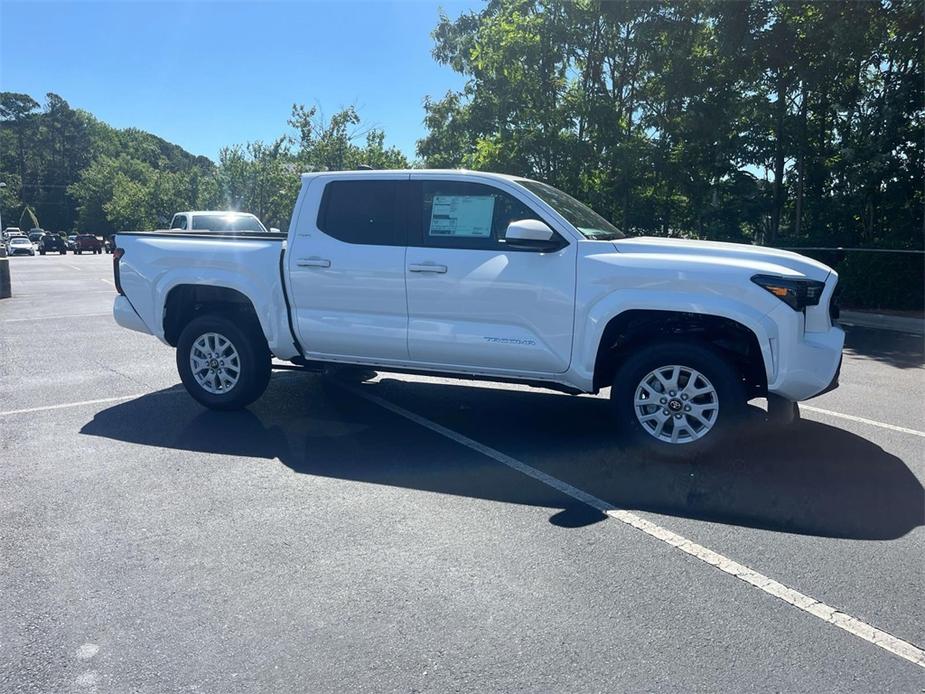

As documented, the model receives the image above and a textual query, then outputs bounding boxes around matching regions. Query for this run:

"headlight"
[751,274,825,311]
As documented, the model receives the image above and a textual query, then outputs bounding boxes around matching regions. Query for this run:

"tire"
[610,340,746,459]
[59,250,66,255]
[176,313,271,410]
[76,249,82,255]
[40,250,45,256]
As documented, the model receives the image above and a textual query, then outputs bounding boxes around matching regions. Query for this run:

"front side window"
[416,180,549,250]
[171,215,187,230]
[317,180,402,246]
[517,179,625,240]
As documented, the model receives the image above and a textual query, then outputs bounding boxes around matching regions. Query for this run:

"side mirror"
[270,227,281,234]
[503,219,560,251]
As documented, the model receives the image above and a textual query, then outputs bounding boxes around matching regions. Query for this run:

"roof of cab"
[299,169,524,183]
[173,211,261,217]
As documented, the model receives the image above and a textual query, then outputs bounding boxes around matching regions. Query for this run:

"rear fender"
[152,270,294,357]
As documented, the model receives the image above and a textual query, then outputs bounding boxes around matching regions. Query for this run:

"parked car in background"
[169,211,274,233]
[38,232,68,255]
[74,233,103,254]
[2,227,22,242]
[66,235,77,251]
[28,229,45,245]
[6,236,35,256]
[113,170,843,457]
[104,235,116,254]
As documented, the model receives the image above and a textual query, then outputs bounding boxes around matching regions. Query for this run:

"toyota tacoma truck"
[111,170,843,455]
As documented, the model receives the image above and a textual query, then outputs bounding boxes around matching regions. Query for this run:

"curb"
[839,310,924,335]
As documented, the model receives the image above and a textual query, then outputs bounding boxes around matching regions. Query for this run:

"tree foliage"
[0,3,921,308]
[0,94,408,235]
[419,0,924,251]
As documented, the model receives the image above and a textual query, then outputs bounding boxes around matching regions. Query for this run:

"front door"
[405,176,576,374]
[287,175,410,361]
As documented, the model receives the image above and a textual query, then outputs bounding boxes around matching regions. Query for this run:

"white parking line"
[802,405,925,438]
[341,382,925,669]
[0,392,174,417]
[3,312,111,323]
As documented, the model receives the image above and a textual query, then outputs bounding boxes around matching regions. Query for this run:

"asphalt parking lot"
[2,252,923,693]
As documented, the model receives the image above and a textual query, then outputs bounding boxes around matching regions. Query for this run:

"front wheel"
[610,341,746,459]
[176,314,271,410]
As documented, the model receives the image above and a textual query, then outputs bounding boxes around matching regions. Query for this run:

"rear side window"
[317,180,403,246]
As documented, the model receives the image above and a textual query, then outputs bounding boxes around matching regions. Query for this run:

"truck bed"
[114,230,300,359]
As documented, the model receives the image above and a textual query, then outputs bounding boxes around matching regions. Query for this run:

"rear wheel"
[176,314,271,410]
[39,250,45,256]
[610,340,746,459]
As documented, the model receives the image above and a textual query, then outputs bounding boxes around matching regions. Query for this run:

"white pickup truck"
[112,170,843,455]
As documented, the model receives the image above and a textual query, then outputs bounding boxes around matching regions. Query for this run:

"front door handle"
[297,257,331,268]
[408,263,447,274]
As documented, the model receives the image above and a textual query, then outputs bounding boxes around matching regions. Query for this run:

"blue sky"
[0,0,481,162]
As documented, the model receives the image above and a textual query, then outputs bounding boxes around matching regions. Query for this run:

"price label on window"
[429,195,495,237]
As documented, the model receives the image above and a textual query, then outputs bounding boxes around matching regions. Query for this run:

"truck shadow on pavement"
[80,375,924,541]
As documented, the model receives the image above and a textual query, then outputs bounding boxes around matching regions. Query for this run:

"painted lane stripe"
[802,405,925,438]
[3,312,111,323]
[0,393,162,417]
[342,382,925,670]
[0,373,302,418]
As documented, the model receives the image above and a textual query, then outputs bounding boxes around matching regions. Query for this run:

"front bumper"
[766,304,845,401]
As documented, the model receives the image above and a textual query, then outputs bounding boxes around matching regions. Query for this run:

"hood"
[613,237,832,282]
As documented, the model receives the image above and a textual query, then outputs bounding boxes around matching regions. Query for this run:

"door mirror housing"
[503,219,560,251]
[270,227,281,234]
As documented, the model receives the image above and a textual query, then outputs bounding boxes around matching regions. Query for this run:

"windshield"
[11,238,30,245]
[191,214,266,232]
[517,179,625,240]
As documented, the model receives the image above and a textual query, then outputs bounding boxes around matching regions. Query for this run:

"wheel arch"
[591,308,770,398]
[163,283,263,347]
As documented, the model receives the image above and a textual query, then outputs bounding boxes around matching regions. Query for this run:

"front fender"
[573,290,779,388]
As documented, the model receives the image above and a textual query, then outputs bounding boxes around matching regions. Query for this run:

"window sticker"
[429,195,495,237]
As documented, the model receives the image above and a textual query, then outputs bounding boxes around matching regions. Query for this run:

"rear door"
[404,175,577,374]
[287,175,410,361]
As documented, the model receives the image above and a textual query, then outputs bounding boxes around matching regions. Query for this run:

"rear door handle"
[297,257,331,268]
[408,263,447,274]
